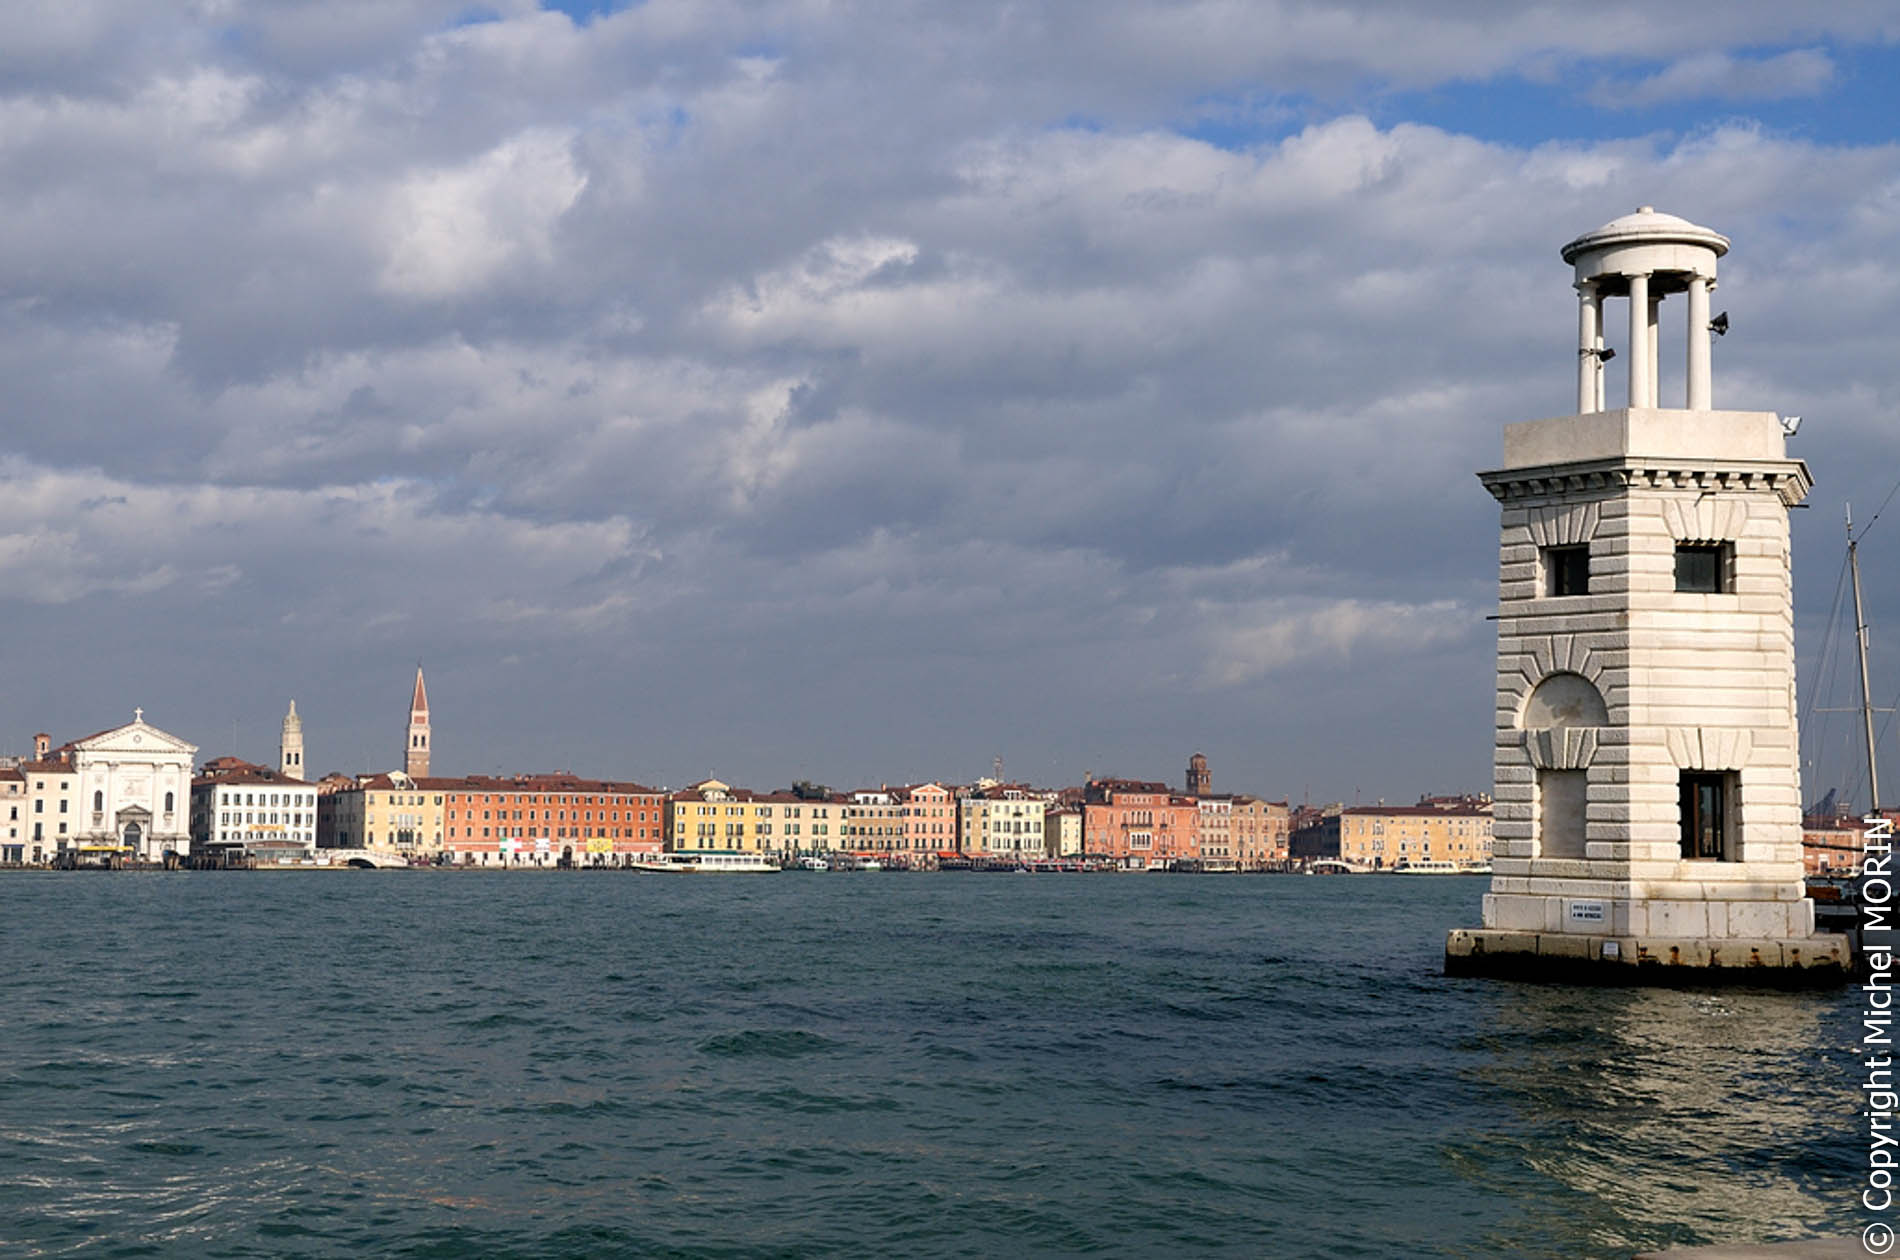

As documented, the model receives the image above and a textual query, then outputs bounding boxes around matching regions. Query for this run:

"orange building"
[444,774,665,867]
[1082,779,1200,869]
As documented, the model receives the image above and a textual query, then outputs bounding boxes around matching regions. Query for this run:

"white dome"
[1561,205,1728,264]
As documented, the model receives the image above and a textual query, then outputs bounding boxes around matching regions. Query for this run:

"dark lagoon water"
[0,873,1861,1258]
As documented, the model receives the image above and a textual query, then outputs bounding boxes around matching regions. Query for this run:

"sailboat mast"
[1850,503,1882,812]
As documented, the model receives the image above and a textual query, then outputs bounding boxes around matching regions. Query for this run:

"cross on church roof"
[134,707,143,722]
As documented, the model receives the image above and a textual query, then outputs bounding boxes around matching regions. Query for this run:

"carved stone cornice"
[1478,456,1812,508]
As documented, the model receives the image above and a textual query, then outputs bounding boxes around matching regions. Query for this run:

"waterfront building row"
[0,702,1295,870]
[1289,795,1496,870]
[0,719,195,866]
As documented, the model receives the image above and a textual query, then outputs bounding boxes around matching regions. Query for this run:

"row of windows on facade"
[21,792,181,815]
[442,795,657,807]
[1544,542,1732,597]
[450,827,658,839]
[443,808,658,822]
[683,804,963,818]
[219,813,310,827]
[218,791,309,808]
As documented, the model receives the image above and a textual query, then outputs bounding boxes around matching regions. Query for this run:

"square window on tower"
[1675,543,1731,594]
[1543,545,1590,597]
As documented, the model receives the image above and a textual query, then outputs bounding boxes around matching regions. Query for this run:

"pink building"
[1082,779,1200,869]
[896,783,955,865]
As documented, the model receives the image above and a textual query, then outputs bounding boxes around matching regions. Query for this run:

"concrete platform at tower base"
[1445,928,1850,987]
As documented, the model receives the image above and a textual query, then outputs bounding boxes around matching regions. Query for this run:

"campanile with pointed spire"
[405,666,431,779]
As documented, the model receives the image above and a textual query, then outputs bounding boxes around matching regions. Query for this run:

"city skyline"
[4,4,1900,804]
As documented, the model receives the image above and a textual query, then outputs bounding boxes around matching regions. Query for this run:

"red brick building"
[444,774,665,867]
[1800,808,1899,876]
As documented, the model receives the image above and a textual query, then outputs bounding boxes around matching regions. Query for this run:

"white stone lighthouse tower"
[1447,207,1849,983]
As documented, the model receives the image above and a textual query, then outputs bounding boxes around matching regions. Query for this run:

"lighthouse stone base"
[1445,927,1849,987]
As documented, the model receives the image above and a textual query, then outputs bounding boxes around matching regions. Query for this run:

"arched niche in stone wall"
[1521,671,1610,729]
[1519,672,1608,860]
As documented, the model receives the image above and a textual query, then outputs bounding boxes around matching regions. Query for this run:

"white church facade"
[69,711,198,863]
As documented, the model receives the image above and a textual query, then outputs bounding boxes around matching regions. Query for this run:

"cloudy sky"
[5,2,1900,805]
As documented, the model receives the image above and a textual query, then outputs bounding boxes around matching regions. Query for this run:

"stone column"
[1626,272,1649,408]
[1646,294,1661,407]
[1591,292,1608,411]
[1577,282,1600,413]
[1686,275,1712,410]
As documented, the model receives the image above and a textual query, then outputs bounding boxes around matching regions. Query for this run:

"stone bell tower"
[1446,207,1849,984]
[280,699,305,781]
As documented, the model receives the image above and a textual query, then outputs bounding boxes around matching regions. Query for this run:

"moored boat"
[630,850,778,874]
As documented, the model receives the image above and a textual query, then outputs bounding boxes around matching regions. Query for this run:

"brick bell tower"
[1187,752,1210,796]
[1446,207,1848,984]
[405,666,430,779]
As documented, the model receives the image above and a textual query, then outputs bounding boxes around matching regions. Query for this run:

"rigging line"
[1871,676,1900,764]
[1801,547,1854,792]
[1824,641,1858,800]
[1848,711,1874,810]
[1857,472,1900,543]
[1801,547,1852,735]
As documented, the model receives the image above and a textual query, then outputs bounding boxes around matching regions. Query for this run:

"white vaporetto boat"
[629,850,779,874]
[1394,859,1489,875]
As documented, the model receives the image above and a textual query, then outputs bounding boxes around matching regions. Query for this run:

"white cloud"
[378,129,589,298]
[1588,48,1836,109]
[0,457,648,636]
[1202,598,1475,687]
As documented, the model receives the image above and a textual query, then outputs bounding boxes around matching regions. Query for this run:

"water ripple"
[0,873,1860,1258]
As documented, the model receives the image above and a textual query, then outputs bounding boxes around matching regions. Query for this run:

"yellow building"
[1337,797,1493,870]
[326,772,449,856]
[666,780,839,856]
[1044,805,1084,858]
